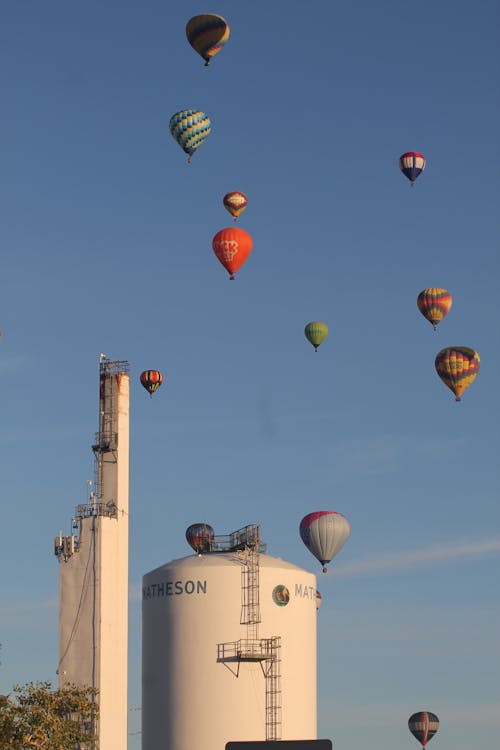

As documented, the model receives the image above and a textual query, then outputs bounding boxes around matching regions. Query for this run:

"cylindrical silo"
[142,552,317,750]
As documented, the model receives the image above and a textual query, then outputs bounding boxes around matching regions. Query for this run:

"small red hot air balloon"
[140,370,163,398]
[212,227,253,280]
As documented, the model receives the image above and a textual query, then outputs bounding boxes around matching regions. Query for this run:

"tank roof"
[144,552,311,579]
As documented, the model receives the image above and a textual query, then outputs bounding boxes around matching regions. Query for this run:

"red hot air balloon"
[212,227,253,280]
[140,370,163,398]
[186,523,215,553]
[408,712,439,749]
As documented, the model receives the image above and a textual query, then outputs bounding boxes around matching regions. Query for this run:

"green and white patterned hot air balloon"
[169,109,211,163]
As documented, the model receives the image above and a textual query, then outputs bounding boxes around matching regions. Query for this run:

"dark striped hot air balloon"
[140,370,163,398]
[186,523,215,553]
[399,151,426,186]
[435,347,480,401]
[417,288,452,330]
[186,14,230,66]
[169,109,211,163]
[408,711,439,748]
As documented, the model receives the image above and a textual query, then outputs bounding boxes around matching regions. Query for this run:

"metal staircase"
[217,525,282,741]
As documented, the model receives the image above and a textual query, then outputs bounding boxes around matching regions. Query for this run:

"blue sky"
[0,1,499,749]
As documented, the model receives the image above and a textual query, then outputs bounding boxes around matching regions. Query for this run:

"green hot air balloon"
[305,321,329,352]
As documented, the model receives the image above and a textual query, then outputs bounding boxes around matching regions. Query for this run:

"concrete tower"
[55,355,130,750]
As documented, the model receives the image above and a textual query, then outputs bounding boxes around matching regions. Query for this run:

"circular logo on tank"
[272,585,290,607]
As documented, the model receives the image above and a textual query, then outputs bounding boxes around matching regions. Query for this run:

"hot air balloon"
[315,590,322,611]
[212,227,253,280]
[186,14,230,66]
[186,523,215,553]
[223,191,248,220]
[399,151,426,186]
[408,712,439,749]
[417,288,452,330]
[304,322,329,351]
[299,511,350,573]
[435,347,480,401]
[169,109,211,162]
[140,370,163,398]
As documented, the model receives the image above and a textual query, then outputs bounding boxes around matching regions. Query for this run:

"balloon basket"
[322,566,328,574]
[229,275,235,281]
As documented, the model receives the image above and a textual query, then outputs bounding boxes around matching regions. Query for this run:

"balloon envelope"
[435,347,480,401]
[417,288,452,330]
[408,712,439,747]
[212,227,253,279]
[186,14,230,66]
[186,523,215,553]
[169,109,211,160]
[300,511,350,572]
[223,191,248,220]
[304,321,329,351]
[140,370,163,397]
[399,151,426,184]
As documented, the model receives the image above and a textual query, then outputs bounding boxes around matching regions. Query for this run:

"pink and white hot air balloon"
[299,511,350,573]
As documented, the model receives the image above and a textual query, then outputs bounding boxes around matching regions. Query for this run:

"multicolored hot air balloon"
[223,191,248,220]
[169,109,211,162]
[417,288,452,330]
[399,151,426,186]
[304,322,329,351]
[140,370,163,398]
[186,523,215,553]
[408,712,439,749]
[435,347,480,401]
[186,14,230,66]
[299,511,350,573]
[212,227,253,280]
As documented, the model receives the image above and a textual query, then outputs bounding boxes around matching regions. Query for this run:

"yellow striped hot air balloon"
[186,14,230,66]
[435,347,480,401]
[417,288,452,330]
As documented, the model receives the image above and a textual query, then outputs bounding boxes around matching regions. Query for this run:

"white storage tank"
[142,548,317,750]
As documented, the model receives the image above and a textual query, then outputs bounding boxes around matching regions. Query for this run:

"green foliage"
[0,682,98,750]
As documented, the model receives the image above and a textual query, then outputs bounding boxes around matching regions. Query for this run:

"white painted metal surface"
[142,552,317,750]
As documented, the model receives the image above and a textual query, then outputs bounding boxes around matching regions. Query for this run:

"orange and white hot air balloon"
[212,227,253,280]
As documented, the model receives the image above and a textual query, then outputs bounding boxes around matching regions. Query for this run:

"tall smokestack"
[55,356,130,750]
